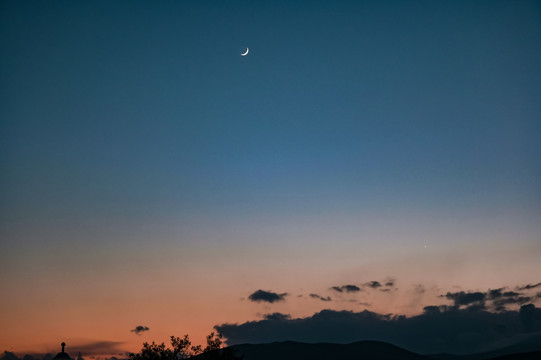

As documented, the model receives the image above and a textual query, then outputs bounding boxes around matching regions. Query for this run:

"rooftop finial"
[61,343,66,353]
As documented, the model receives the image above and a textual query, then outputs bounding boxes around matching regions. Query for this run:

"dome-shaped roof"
[53,342,71,360]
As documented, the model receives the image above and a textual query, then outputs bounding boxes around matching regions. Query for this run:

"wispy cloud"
[517,283,541,291]
[364,281,382,289]
[309,293,332,301]
[67,342,126,356]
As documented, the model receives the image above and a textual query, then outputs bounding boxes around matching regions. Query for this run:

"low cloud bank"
[215,304,541,355]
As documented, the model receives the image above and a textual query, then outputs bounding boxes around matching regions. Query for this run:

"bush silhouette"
[128,333,240,360]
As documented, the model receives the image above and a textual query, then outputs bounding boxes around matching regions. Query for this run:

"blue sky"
[3,1,540,226]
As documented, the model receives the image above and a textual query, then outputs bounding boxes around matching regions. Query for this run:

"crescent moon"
[241,47,249,56]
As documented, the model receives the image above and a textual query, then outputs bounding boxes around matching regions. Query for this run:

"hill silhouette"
[226,340,432,360]
[428,332,541,360]
[3,340,540,360]
[218,340,541,360]
[486,352,541,360]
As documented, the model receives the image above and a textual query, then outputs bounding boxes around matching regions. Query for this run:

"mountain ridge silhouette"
[219,339,541,360]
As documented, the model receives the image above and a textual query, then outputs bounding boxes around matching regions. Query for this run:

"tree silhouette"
[128,333,240,360]
[198,333,240,360]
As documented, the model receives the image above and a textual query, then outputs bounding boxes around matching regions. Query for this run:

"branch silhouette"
[128,333,240,360]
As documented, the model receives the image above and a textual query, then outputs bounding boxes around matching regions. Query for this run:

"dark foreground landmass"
[216,340,541,360]
[3,338,541,360]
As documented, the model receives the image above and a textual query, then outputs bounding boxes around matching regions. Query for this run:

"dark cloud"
[423,305,457,314]
[487,288,505,299]
[465,303,487,312]
[263,313,291,321]
[364,281,382,289]
[484,289,540,311]
[309,294,332,301]
[517,283,541,291]
[215,305,541,355]
[130,326,150,335]
[440,288,540,312]
[444,291,486,306]
[248,290,288,303]
[519,304,541,331]
[493,296,532,307]
[330,285,361,293]
[343,285,361,292]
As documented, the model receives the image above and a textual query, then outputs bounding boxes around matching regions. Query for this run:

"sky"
[1,0,541,357]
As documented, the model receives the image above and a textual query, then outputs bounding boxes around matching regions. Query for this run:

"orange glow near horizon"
[2,237,540,356]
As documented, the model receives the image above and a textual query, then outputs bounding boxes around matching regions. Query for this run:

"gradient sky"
[1,0,540,357]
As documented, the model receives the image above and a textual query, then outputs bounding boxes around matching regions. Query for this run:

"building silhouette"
[53,343,70,360]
